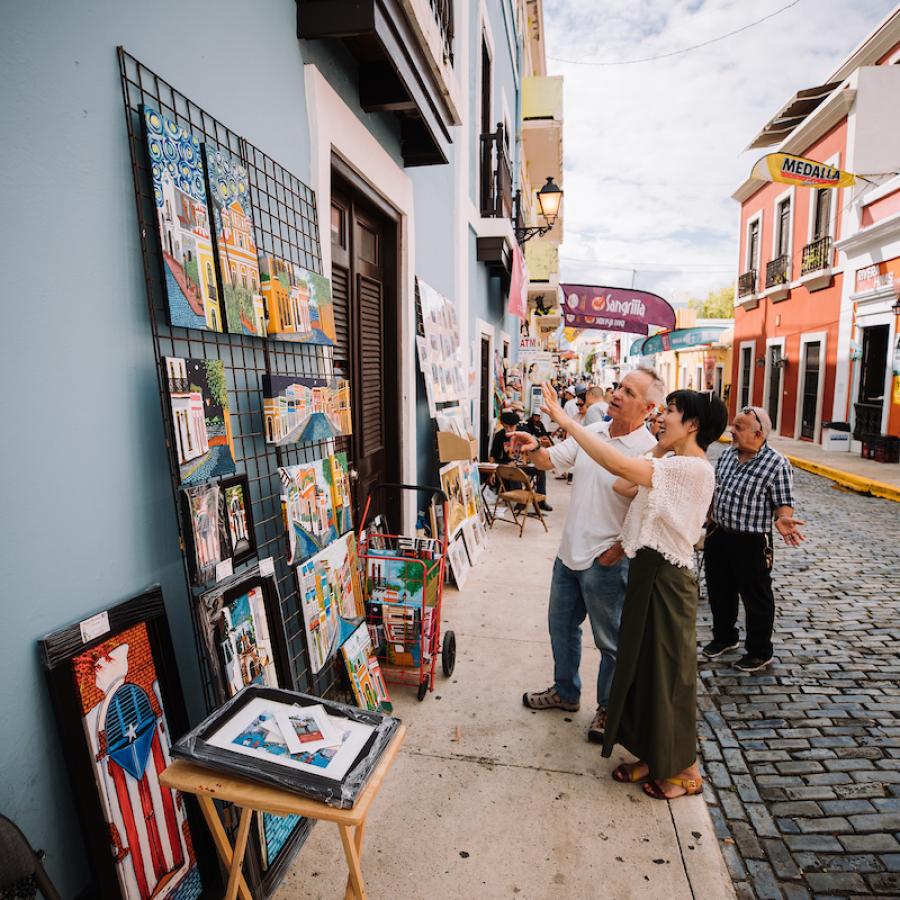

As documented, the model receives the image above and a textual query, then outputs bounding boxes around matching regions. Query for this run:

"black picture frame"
[180,481,230,585]
[38,588,221,899]
[173,684,401,809]
[218,474,257,567]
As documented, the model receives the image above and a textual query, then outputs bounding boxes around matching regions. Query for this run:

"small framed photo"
[447,533,471,589]
[180,482,229,585]
[219,474,256,567]
[172,684,401,808]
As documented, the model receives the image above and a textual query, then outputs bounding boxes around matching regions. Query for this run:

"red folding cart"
[358,483,456,700]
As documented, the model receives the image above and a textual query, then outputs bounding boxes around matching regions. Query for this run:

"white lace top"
[621,456,715,569]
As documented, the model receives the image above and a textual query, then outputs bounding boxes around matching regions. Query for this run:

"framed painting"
[180,482,229,585]
[163,357,236,485]
[461,518,485,566]
[173,684,400,808]
[439,461,466,536]
[195,567,310,888]
[259,256,337,346]
[447,534,471,589]
[142,105,223,333]
[38,588,219,899]
[219,474,256,567]
[203,147,265,337]
[330,451,354,535]
[340,622,392,714]
[458,461,479,522]
[262,374,352,445]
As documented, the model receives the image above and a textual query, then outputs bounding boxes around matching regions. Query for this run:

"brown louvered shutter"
[330,263,351,368]
[358,274,384,456]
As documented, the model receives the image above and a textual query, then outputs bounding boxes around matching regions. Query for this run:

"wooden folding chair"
[491,464,548,537]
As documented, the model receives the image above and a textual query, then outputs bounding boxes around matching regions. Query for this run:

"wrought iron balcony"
[801,235,832,275]
[853,402,883,441]
[479,123,513,220]
[765,255,790,288]
[738,270,757,298]
[429,0,454,64]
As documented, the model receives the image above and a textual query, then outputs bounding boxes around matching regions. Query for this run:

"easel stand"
[160,725,407,900]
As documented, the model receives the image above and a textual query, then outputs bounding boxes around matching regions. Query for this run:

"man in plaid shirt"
[702,406,804,672]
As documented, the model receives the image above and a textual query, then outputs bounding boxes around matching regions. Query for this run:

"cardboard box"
[437,430,478,462]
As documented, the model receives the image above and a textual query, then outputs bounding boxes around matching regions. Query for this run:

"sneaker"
[587,706,607,743]
[735,654,773,673]
[538,501,553,512]
[702,639,740,659]
[522,687,579,712]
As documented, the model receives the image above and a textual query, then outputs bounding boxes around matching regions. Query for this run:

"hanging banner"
[560,284,675,334]
[751,153,856,189]
[507,245,529,318]
[638,326,729,356]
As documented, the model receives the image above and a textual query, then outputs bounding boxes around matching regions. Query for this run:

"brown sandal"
[642,776,703,800]
[612,762,651,784]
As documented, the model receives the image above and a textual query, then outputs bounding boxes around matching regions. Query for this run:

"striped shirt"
[711,443,795,534]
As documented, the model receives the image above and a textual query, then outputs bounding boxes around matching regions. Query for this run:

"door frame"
[794,330,827,442]
[763,336,786,435]
[851,314,896,436]
[474,318,495,456]
[305,65,417,528]
[737,339,756,410]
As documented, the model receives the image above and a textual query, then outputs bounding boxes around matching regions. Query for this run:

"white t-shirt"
[621,456,715,569]
[563,398,581,419]
[582,401,608,426]
[547,422,657,570]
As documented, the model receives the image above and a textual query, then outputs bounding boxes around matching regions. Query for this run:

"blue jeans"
[548,555,628,708]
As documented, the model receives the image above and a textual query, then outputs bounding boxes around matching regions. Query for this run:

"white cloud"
[544,0,898,301]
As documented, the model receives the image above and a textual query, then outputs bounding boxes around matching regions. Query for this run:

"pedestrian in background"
[702,406,804,673]
[582,386,608,425]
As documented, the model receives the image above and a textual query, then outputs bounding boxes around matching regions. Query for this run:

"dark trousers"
[535,469,546,497]
[704,527,775,660]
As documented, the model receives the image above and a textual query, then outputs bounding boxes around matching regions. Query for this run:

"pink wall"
[861,188,900,226]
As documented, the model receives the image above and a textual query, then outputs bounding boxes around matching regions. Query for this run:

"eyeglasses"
[741,406,762,428]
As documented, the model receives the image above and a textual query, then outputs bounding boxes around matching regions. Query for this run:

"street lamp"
[515,177,563,244]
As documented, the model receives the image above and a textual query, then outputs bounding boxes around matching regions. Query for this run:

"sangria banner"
[560,283,675,334]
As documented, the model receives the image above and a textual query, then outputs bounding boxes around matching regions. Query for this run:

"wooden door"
[766,345,782,429]
[479,336,492,460]
[330,179,400,528]
[800,342,821,440]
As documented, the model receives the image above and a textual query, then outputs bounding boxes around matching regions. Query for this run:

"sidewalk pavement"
[720,433,900,501]
[275,478,734,899]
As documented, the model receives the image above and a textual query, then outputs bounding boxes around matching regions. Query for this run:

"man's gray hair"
[743,405,772,438]
[633,366,666,407]
[586,385,605,401]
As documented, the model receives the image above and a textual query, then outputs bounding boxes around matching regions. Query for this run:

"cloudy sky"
[543,0,898,304]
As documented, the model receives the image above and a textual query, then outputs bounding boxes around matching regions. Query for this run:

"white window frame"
[771,186,795,262]
[794,331,828,442]
[744,210,764,275]
[737,340,756,409]
[762,336,786,436]
[805,153,840,247]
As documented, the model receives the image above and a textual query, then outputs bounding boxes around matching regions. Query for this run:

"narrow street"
[698,453,900,898]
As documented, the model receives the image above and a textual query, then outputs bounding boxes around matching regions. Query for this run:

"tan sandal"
[612,762,650,784]
[642,776,703,800]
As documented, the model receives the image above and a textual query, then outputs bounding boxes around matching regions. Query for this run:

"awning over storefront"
[637,326,730,356]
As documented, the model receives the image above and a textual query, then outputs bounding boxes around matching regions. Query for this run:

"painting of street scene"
[296,544,342,674]
[215,587,277,697]
[330,452,354,535]
[279,458,341,565]
[262,374,352,445]
[143,105,222,333]
[164,357,236,485]
[259,255,337,345]
[341,622,392,713]
[204,147,265,337]
[366,553,432,609]
[182,483,226,585]
[439,462,467,535]
[221,476,254,563]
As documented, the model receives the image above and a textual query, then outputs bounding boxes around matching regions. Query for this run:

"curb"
[716,435,900,502]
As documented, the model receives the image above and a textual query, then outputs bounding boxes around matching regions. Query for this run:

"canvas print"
[180,482,227,585]
[259,255,337,345]
[143,105,222,333]
[447,534,471,589]
[417,277,465,403]
[462,518,485,565]
[73,621,202,899]
[439,461,466,536]
[262,374,352,445]
[341,622,392,714]
[215,587,276,695]
[204,147,266,337]
[220,475,255,565]
[164,357,236,485]
[330,451,354,535]
[458,461,479,522]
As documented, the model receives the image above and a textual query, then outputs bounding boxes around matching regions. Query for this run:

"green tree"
[203,359,228,408]
[688,285,734,319]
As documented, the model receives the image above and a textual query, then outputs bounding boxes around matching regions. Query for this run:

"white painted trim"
[762,336,786,435]
[805,152,840,246]
[304,65,417,529]
[794,331,828,443]
[850,316,897,435]
[771,185,795,260]
[737,340,756,409]
[474,318,495,453]
[745,210,763,276]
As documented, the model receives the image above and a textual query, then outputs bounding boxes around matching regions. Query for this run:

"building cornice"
[835,211,900,254]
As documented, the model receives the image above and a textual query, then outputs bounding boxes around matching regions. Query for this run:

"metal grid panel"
[117,47,350,714]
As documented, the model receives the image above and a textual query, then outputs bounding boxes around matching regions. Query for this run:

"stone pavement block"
[776,818,800,834]
[770,801,822,817]
[820,799,876,816]
[796,817,851,834]
[866,871,900,893]
[775,761,825,775]
[872,797,900,811]
[731,821,765,859]
[784,786,837,801]
[721,842,748,881]
[779,884,811,900]
[803,872,867,893]
[762,839,801,880]
[848,812,900,832]
[840,835,900,852]
[747,804,780,838]
[834,783,887,800]
[732,881,755,900]
[880,853,900,872]
[746,859,782,899]
[720,791,747,821]
[817,853,882,872]
[784,835,844,852]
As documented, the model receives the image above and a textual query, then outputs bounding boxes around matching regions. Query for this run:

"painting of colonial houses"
[216,588,276,697]
[182,483,226,584]
[297,548,341,674]
[221,475,254,563]
[279,459,338,564]
[204,148,266,337]
[262,375,352,446]
[164,357,236,485]
[259,254,311,340]
[340,622,391,714]
[330,452,354,535]
[143,105,222,333]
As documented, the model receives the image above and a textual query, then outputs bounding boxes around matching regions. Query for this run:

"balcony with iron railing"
[428,0,454,64]
[480,123,513,220]
[765,255,789,288]
[801,235,832,273]
[738,270,757,298]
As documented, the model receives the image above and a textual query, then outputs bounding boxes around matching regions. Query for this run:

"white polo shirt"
[547,422,657,570]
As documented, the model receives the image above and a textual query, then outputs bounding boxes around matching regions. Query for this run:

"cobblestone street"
[697,462,900,899]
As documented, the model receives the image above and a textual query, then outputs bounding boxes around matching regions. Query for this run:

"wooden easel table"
[160,724,406,900]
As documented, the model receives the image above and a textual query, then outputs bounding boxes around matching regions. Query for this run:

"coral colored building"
[730,8,900,447]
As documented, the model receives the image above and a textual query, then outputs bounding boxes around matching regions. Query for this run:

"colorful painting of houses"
[215,587,276,697]
[340,622,392,713]
[259,255,337,345]
[330,452,354,535]
[143,106,222,333]
[164,357,236,485]
[73,622,202,899]
[262,374,352,446]
[279,459,336,564]
[204,148,266,337]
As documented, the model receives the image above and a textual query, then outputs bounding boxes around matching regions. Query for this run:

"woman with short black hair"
[516,383,728,800]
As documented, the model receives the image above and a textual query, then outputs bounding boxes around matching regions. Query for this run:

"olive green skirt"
[601,547,699,779]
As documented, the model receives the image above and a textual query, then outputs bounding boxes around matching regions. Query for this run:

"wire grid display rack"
[117,46,352,892]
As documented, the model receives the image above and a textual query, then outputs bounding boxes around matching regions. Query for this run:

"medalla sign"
[751,152,857,189]
[560,284,676,335]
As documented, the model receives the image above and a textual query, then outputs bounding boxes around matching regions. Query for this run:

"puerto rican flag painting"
[73,623,202,899]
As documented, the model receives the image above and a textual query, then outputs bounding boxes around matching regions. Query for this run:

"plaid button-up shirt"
[711,443,795,534]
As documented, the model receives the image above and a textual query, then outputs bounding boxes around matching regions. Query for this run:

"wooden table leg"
[343,822,367,900]
[338,822,367,900]
[225,808,254,900]
[196,795,253,900]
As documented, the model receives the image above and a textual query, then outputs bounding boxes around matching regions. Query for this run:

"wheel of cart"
[358,483,457,700]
